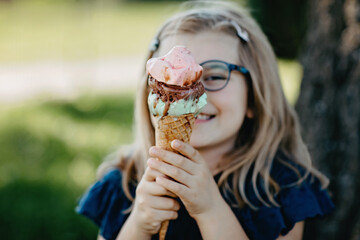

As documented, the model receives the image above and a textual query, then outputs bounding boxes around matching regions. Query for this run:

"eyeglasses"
[200,60,250,92]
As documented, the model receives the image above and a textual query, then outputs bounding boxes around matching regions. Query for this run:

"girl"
[77,2,334,240]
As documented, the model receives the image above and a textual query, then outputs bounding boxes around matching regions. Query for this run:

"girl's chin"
[191,118,216,147]
[189,140,205,148]
[189,133,212,148]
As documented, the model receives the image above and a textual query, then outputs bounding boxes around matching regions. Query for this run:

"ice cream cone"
[155,113,195,240]
[156,113,195,151]
[159,220,169,240]
[146,46,205,240]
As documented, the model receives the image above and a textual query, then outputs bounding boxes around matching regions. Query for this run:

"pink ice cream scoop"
[146,46,203,86]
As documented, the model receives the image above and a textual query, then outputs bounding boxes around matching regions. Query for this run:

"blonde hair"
[98,1,329,209]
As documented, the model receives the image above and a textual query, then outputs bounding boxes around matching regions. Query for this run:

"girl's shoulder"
[273,150,334,218]
[270,150,309,187]
[272,150,334,214]
[238,151,334,239]
[76,168,134,240]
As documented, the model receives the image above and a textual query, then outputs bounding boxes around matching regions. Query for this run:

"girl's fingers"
[142,195,180,211]
[144,166,167,181]
[156,176,190,199]
[152,209,178,222]
[148,158,191,187]
[170,140,203,164]
[142,168,177,197]
[149,148,197,175]
[146,181,177,198]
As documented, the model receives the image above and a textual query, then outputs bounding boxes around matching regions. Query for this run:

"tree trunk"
[295,0,360,239]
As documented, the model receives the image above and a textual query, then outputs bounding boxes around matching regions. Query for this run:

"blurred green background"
[0,0,305,239]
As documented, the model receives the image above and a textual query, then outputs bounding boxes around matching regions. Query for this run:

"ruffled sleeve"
[227,152,335,240]
[76,169,133,240]
[274,153,334,233]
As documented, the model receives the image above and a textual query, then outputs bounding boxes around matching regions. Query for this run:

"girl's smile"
[195,113,216,123]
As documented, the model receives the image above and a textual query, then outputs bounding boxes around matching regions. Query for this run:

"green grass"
[0,93,135,239]
[0,93,135,186]
[278,59,303,105]
[0,1,180,62]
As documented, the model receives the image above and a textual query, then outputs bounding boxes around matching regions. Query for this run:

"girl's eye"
[204,75,227,81]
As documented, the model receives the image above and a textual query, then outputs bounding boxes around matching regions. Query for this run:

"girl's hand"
[129,166,180,236]
[148,140,223,220]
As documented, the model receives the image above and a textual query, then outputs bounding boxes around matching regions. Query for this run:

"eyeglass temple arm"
[229,64,249,74]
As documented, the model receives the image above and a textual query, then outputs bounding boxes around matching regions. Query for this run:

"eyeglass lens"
[201,62,229,91]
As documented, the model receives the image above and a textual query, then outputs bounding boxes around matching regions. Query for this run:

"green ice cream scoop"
[148,92,207,117]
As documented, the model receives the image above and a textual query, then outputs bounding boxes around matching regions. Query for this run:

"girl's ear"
[246,108,254,118]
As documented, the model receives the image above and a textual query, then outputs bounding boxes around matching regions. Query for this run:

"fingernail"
[147,158,154,165]
[150,147,157,154]
[172,140,180,148]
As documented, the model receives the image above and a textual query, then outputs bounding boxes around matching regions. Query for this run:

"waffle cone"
[155,113,195,240]
[155,113,195,150]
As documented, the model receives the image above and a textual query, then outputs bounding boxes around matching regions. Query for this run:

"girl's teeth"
[197,114,210,120]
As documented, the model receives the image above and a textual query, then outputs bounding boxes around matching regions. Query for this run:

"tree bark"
[296,0,360,239]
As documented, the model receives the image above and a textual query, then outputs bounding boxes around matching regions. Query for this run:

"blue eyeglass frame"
[199,60,250,92]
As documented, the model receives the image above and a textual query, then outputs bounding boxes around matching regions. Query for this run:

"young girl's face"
[154,31,252,151]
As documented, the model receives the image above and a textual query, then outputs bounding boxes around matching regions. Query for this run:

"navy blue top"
[76,151,334,240]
